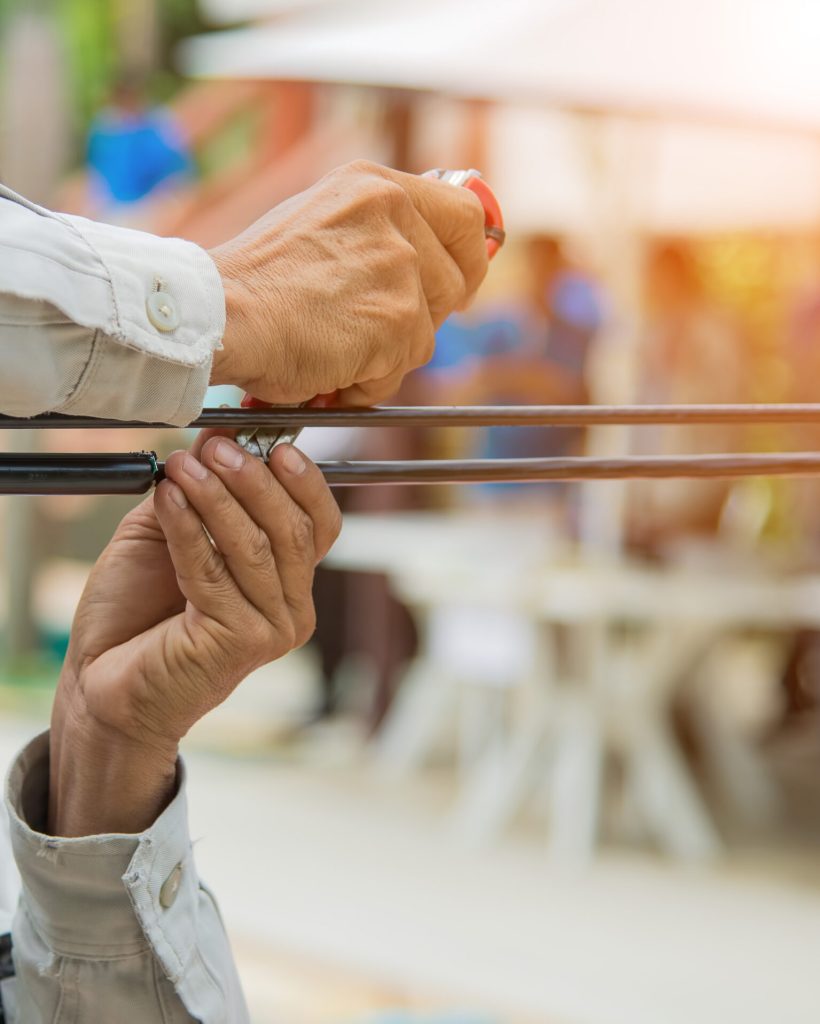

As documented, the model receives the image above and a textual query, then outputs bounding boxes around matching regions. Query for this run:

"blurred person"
[86,71,193,217]
[0,160,489,1020]
[626,241,748,553]
[426,235,603,517]
[430,235,600,407]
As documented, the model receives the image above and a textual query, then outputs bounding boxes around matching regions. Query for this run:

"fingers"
[196,434,340,576]
[154,470,252,635]
[336,361,418,408]
[337,259,434,407]
[349,163,488,404]
[197,438,315,631]
[266,442,343,561]
[378,164,489,302]
[160,449,291,637]
[158,437,341,650]
[191,430,341,563]
[406,208,469,328]
[190,426,235,460]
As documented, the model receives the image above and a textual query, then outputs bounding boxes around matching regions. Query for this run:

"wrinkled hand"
[209,160,488,407]
[50,435,341,835]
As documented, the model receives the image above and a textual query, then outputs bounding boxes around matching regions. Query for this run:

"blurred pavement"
[3,655,820,1024]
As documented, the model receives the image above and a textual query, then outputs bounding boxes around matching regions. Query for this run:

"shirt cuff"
[56,214,224,425]
[59,331,213,426]
[60,210,226,372]
[1,185,225,424]
[5,731,200,975]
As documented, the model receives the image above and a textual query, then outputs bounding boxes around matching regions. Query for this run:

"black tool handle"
[6,451,820,495]
[0,453,161,495]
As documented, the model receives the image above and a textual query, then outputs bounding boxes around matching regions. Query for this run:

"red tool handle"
[241,392,338,411]
[464,176,505,260]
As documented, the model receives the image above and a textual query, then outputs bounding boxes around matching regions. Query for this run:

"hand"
[209,160,488,407]
[49,435,341,836]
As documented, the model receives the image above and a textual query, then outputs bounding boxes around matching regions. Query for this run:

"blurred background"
[5,1,820,1021]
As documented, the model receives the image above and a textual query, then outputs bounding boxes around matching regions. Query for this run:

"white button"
[159,863,183,908]
[146,291,180,332]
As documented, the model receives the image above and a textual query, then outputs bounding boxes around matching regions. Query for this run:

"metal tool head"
[236,425,303,462]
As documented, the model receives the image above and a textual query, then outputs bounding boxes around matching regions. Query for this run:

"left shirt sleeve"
[2,732,249,1024]
[0,184,226,425]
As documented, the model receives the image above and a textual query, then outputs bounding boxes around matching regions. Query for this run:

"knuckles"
[334,160,412,221]
[340,157,381,179]
[243,525,274,570]
[248,615,289,656]
[285,506,315,561]
[248,609,317,658]
[186,550,233,597]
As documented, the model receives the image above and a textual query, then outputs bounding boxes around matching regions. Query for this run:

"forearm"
[49,678,178,838]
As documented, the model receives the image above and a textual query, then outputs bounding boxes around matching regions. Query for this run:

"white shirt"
[3,734,249,1023]
[0,183,225,425]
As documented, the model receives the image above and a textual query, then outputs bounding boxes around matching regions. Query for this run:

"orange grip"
[464,176,505,260]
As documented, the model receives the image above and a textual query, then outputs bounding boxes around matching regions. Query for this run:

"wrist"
[49,682,178,837]
[209,247,251,390]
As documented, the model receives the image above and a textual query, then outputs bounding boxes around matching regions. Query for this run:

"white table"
[326,512,820,859]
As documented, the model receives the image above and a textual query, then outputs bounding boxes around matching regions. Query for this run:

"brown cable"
[317,452,820,484]
[8,404,820,429]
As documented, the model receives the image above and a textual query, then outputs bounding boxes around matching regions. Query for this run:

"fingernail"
[182,454,207,480]
[167,482,188,509]
[214,439,244,470]
[281,445,306,475]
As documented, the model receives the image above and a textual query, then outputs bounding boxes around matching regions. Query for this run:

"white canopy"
[185,0,820,131]
[181,0,820,232]
[197,0,336,26]
[490,108,820,234]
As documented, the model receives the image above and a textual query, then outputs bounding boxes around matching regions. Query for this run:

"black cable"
[0,453,161,495]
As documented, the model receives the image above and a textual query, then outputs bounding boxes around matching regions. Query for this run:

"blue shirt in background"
[432,270,603,472]
[87,108,192,206]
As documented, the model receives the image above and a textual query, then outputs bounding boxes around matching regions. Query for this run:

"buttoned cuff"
[5,732,199,973]
[60,211,225,373]
[0,185,224,425]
